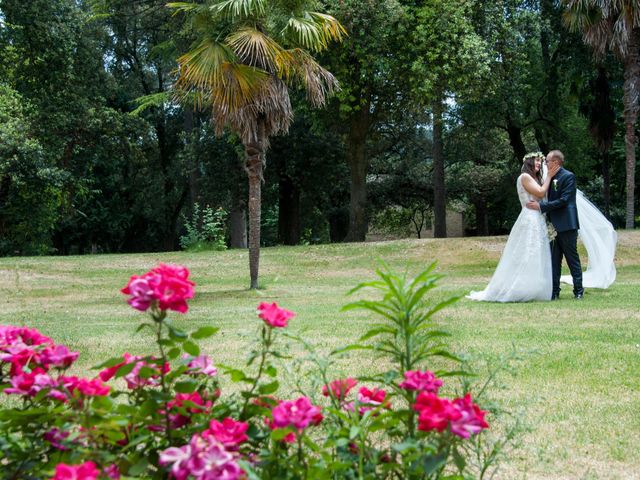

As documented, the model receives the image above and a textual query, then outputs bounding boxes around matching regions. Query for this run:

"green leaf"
[226,368,247,382]
[91,396,113,411]
[137,366,157,379]
[191,326,220,339]
[265,365,277,377]
[92,356,125,369]
[115,362,137,378]
[174,380,198,393]
[128,457,149,476]
[359,326,396,342]
[271,428,292,441]
[258,380,279,395]
[452,447,466,472]
[169,326,188,341]
[348,426,360,439]
[167,347,182,359]
[331,344,374,356]
[182,340,200,356]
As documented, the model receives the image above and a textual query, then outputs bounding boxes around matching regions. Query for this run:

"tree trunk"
[229,203,247,249]
[601,150,611,218]
[184,109,199,207]
[329,209,349,242]
[246,119,266,289]
[432,96,446,238]
[473,198,489,236]
[622,29,640,229]
[506,117,526,162]
[345,103,371,242]
[278,173,301,245]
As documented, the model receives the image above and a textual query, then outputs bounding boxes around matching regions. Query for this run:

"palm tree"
[170,0,345,288]
[564,0,640,229]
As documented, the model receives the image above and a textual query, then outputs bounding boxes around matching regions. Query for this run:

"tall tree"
[171,0,344,288]
[564,0,640,228]
[410,0,491,237]
[322,0,407,242]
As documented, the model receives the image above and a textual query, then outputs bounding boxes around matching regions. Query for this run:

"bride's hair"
[521,153,543,185]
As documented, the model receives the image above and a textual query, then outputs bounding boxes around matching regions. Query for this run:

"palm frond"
[281,12,346,52]
[226,27,284,72]
[130,92,171,116]
[213,76,292,144]
[167,2,201,15]
[564,0,640,57]
[286,48,339,107]
[175,37,237,93]
[210,0,266,19]
[282,16,326,51]
[308,12,347,44]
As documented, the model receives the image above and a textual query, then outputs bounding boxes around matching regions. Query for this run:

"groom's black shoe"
[551,294,559,300]
[574,293,583,299]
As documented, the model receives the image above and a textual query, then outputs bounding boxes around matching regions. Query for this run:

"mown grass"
[1,232,639,479]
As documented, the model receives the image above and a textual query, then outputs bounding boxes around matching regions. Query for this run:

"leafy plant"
[179,203,228,251]
[0,263,517,479]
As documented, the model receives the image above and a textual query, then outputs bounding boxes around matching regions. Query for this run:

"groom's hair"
[548,150,564,164]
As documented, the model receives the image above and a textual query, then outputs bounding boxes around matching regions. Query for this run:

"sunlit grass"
[1,231,639,479]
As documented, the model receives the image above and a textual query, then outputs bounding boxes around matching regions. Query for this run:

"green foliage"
[180,203,228,251]
[0,85,62,255]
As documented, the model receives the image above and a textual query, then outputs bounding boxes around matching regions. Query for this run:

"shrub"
[0,263,512,479]
[179,203,227,251]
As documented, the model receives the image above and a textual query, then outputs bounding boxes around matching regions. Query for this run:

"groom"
[526,150,584,300]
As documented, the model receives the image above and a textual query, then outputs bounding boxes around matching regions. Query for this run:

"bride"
[468,152,617,303]
[467,152,559,302]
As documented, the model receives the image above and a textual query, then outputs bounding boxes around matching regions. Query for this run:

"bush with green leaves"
[0,263,517,479]
[179,203,228,251]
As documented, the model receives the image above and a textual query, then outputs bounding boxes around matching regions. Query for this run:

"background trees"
[0,0,637,262]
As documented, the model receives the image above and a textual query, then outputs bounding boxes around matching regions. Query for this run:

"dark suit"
[539,167,584,298]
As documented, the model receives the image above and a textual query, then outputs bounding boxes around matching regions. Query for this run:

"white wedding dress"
[467,174,553,302]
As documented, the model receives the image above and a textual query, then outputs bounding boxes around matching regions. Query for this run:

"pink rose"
[202,418,249,449]
[271,396,323,431]
[415,392,458,433]
[41,345,79,369]
[159,434,244,480]
[414,391,489,437]
[121,264,195,313]
[355,387,391,414]
[59,376,110,398]
[449,394,489,439]
[399,370,443,393]
[186,354,218,377]
[322,377,357,400]
[51,461,100,480]
[257,302,295,328]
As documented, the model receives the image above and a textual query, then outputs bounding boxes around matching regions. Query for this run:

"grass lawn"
[1,231,639,479]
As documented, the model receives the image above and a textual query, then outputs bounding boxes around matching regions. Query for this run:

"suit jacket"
[539,167,579,232]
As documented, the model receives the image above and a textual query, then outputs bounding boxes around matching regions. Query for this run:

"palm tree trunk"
[432,95,446,238]
[246,119,266,289]
[622,28,640,229]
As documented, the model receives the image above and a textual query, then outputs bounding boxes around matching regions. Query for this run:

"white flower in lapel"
[552,179,558,191]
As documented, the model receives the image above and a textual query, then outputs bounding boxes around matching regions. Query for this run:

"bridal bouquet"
[546,217,557,241]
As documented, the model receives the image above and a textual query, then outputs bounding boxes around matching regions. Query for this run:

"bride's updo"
[521,152,544,185]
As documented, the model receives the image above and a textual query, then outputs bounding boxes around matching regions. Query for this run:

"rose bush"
[0,263,509,479]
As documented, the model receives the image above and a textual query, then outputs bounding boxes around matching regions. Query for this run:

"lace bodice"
[516,174,536,207]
